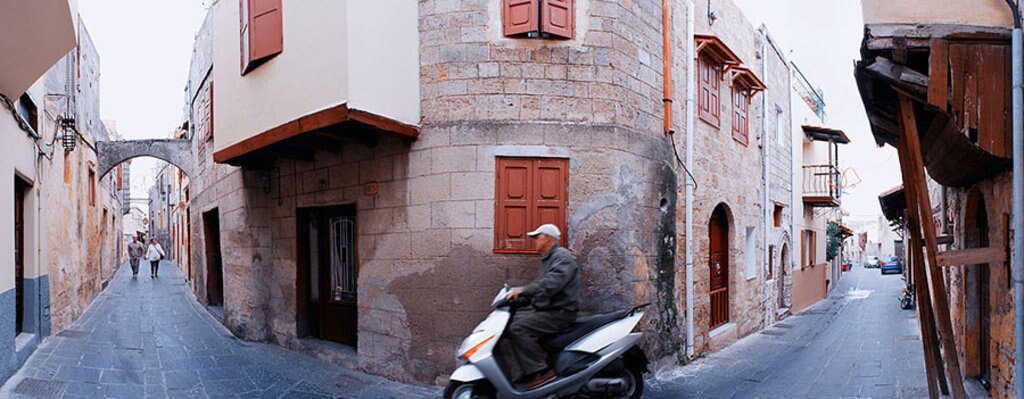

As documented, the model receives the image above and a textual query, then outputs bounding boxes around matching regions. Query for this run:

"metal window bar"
[802,164,841,201]
[329,216,356,303]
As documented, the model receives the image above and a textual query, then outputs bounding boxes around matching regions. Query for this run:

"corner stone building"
[180,0,787,385]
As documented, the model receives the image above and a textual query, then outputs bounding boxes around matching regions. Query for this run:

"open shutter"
[541,0,574,39]
[732,88,749,144]
[496,158,534,252]
[533,158,569,248]
[241,0,283,74]
[503,0,539,37]
[207,82,214,142]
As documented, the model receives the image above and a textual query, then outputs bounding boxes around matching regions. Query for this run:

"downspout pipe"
[663,0,673,136]
[1009,1,1023,396]
[684,0,696,359]
[760,27,770,324]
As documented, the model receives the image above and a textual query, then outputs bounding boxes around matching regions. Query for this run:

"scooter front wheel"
[443,381,495,399]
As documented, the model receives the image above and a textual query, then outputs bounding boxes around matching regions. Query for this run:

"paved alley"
[0,262,438,399]
[647,265,930,398]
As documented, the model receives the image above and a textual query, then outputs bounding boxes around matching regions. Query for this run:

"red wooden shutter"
[533,158,569,248]
[699,55,721,127]
[541,0,574,39]
[496,158,534,252]
[503,0,539,37]
[241,0,283,74]
[732,88,748,145]
[495,157,569,253]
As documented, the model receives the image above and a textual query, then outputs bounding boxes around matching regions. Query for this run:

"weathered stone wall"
[35,24,124,333]
[686,0,771,352]
[946,174,1015,398]
[762,34,794,325]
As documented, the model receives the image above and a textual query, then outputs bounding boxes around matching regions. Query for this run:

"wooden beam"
[896,121,948,398]
[897,93,966,398]
[928,39,949,111]
[866,57,929,99]
[936,247,1006,267]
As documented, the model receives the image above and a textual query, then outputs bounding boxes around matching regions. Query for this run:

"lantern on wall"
[58,116,76,152]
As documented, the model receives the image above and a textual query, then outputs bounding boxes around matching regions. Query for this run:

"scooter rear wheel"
[443,381,495,399]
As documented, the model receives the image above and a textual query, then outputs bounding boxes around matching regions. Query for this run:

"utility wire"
[669,132,698,191]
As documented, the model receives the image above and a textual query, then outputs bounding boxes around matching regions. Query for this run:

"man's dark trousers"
[499,307,574,382]
[129,258,140,275]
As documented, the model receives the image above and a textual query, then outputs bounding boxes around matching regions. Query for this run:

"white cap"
[527,224,561,240]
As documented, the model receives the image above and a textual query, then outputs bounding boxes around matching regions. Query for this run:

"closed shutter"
[801,230,808,268]
[495,157,569,253]
[533,158,568,248]
[699,55,721,127]
[241,0,283,74]
[541,0,574,39]
[503,0,539,37]
[732,88,748,145]
[496,158,533,252]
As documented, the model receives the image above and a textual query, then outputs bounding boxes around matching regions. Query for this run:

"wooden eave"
[803,195,840,208]
[695,34,742,66]
[213,104,419,167]
[854,27,1012,187]
[802,125,850,144]
[729,66,766,94]
[878,184,906,222]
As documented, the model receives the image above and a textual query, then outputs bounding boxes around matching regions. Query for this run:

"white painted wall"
[347,0,420,124]
[213,0,421,154]
[861,0,1013,28]
[0,83,43,291]
[213,0,349,153]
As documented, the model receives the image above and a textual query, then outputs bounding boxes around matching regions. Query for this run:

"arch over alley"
[96,139,195,179]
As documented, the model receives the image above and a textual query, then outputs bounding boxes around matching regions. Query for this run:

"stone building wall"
[946,174,1015,398]
[762,34,794,325]
[687,0,771,352]
[40,25,124,333]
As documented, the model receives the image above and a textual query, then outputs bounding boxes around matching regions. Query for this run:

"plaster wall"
[861,0,1013,28]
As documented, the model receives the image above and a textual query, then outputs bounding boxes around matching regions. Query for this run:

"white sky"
[77,0,208,213]
[75,0,893,221]
[734,0,900,221]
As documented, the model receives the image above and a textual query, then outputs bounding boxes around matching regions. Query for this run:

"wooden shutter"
[241,0,283,74]
[732,87,749,145]
[503,0,539,37]
[533,158,568,248]
[541,0,574,39]
[496,158,533,252]
[208,82,214,142]
[495,157,569,253]
[699,55,721,127]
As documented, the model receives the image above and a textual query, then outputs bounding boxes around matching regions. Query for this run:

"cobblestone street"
[0,262,438,399]
[647,265,931,398]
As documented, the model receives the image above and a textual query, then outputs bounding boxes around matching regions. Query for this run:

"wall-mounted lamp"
[58,116,76,151]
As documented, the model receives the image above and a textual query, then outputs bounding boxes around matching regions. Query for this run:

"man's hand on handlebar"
[506,287,524,302]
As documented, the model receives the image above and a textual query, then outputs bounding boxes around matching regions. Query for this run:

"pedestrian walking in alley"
[127,234,145,277]
[146,238,165,278]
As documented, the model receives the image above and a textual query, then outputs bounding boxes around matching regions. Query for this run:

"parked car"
[865,256,880,268]
[881,257,903,275]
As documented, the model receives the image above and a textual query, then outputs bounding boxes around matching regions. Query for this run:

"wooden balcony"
[803,164,841,208]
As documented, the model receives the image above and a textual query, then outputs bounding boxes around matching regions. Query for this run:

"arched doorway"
[709,204,730,330]
[779,243,789,309]
[964,189,990,387]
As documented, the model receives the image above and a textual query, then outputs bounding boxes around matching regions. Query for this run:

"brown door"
[778,244,788,310]
[14,179,26,335]
[709,206,729,329]
[300,205,358,347]
[202,209,224,307]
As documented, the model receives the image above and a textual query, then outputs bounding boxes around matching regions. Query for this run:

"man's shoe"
[524,369,556,390]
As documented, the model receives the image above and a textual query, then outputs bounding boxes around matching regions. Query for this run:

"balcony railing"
[803,164,841,207]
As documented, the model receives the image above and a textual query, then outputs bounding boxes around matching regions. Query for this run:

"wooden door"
[709,206,729,329]
[301,206,358,347]
[14,180,25,335]
[202,210,224,307]
[778,244,788,309]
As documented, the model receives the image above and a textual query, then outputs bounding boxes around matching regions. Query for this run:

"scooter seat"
[544,309,630,350]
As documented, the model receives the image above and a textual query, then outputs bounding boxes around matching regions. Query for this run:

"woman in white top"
[146,238,166,278]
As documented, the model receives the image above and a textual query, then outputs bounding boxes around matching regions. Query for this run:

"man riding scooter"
[500,224,580,390]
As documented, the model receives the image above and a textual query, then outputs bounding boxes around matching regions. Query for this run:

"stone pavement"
[647,265,930,398]
[0,261,440,399]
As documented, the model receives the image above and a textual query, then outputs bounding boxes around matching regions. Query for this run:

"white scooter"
[444,285,649,399]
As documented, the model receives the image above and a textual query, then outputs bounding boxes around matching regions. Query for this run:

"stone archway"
[96,139,195,178]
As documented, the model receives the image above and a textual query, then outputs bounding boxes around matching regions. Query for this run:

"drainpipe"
[684,0,696,359]
[760,27,771,323]
[663,0,673,136]
[1009,3,1023,396]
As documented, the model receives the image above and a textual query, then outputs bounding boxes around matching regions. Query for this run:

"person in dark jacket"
[501,224,580,389]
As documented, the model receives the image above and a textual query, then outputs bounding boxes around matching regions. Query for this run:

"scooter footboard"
[450,364,486,382]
